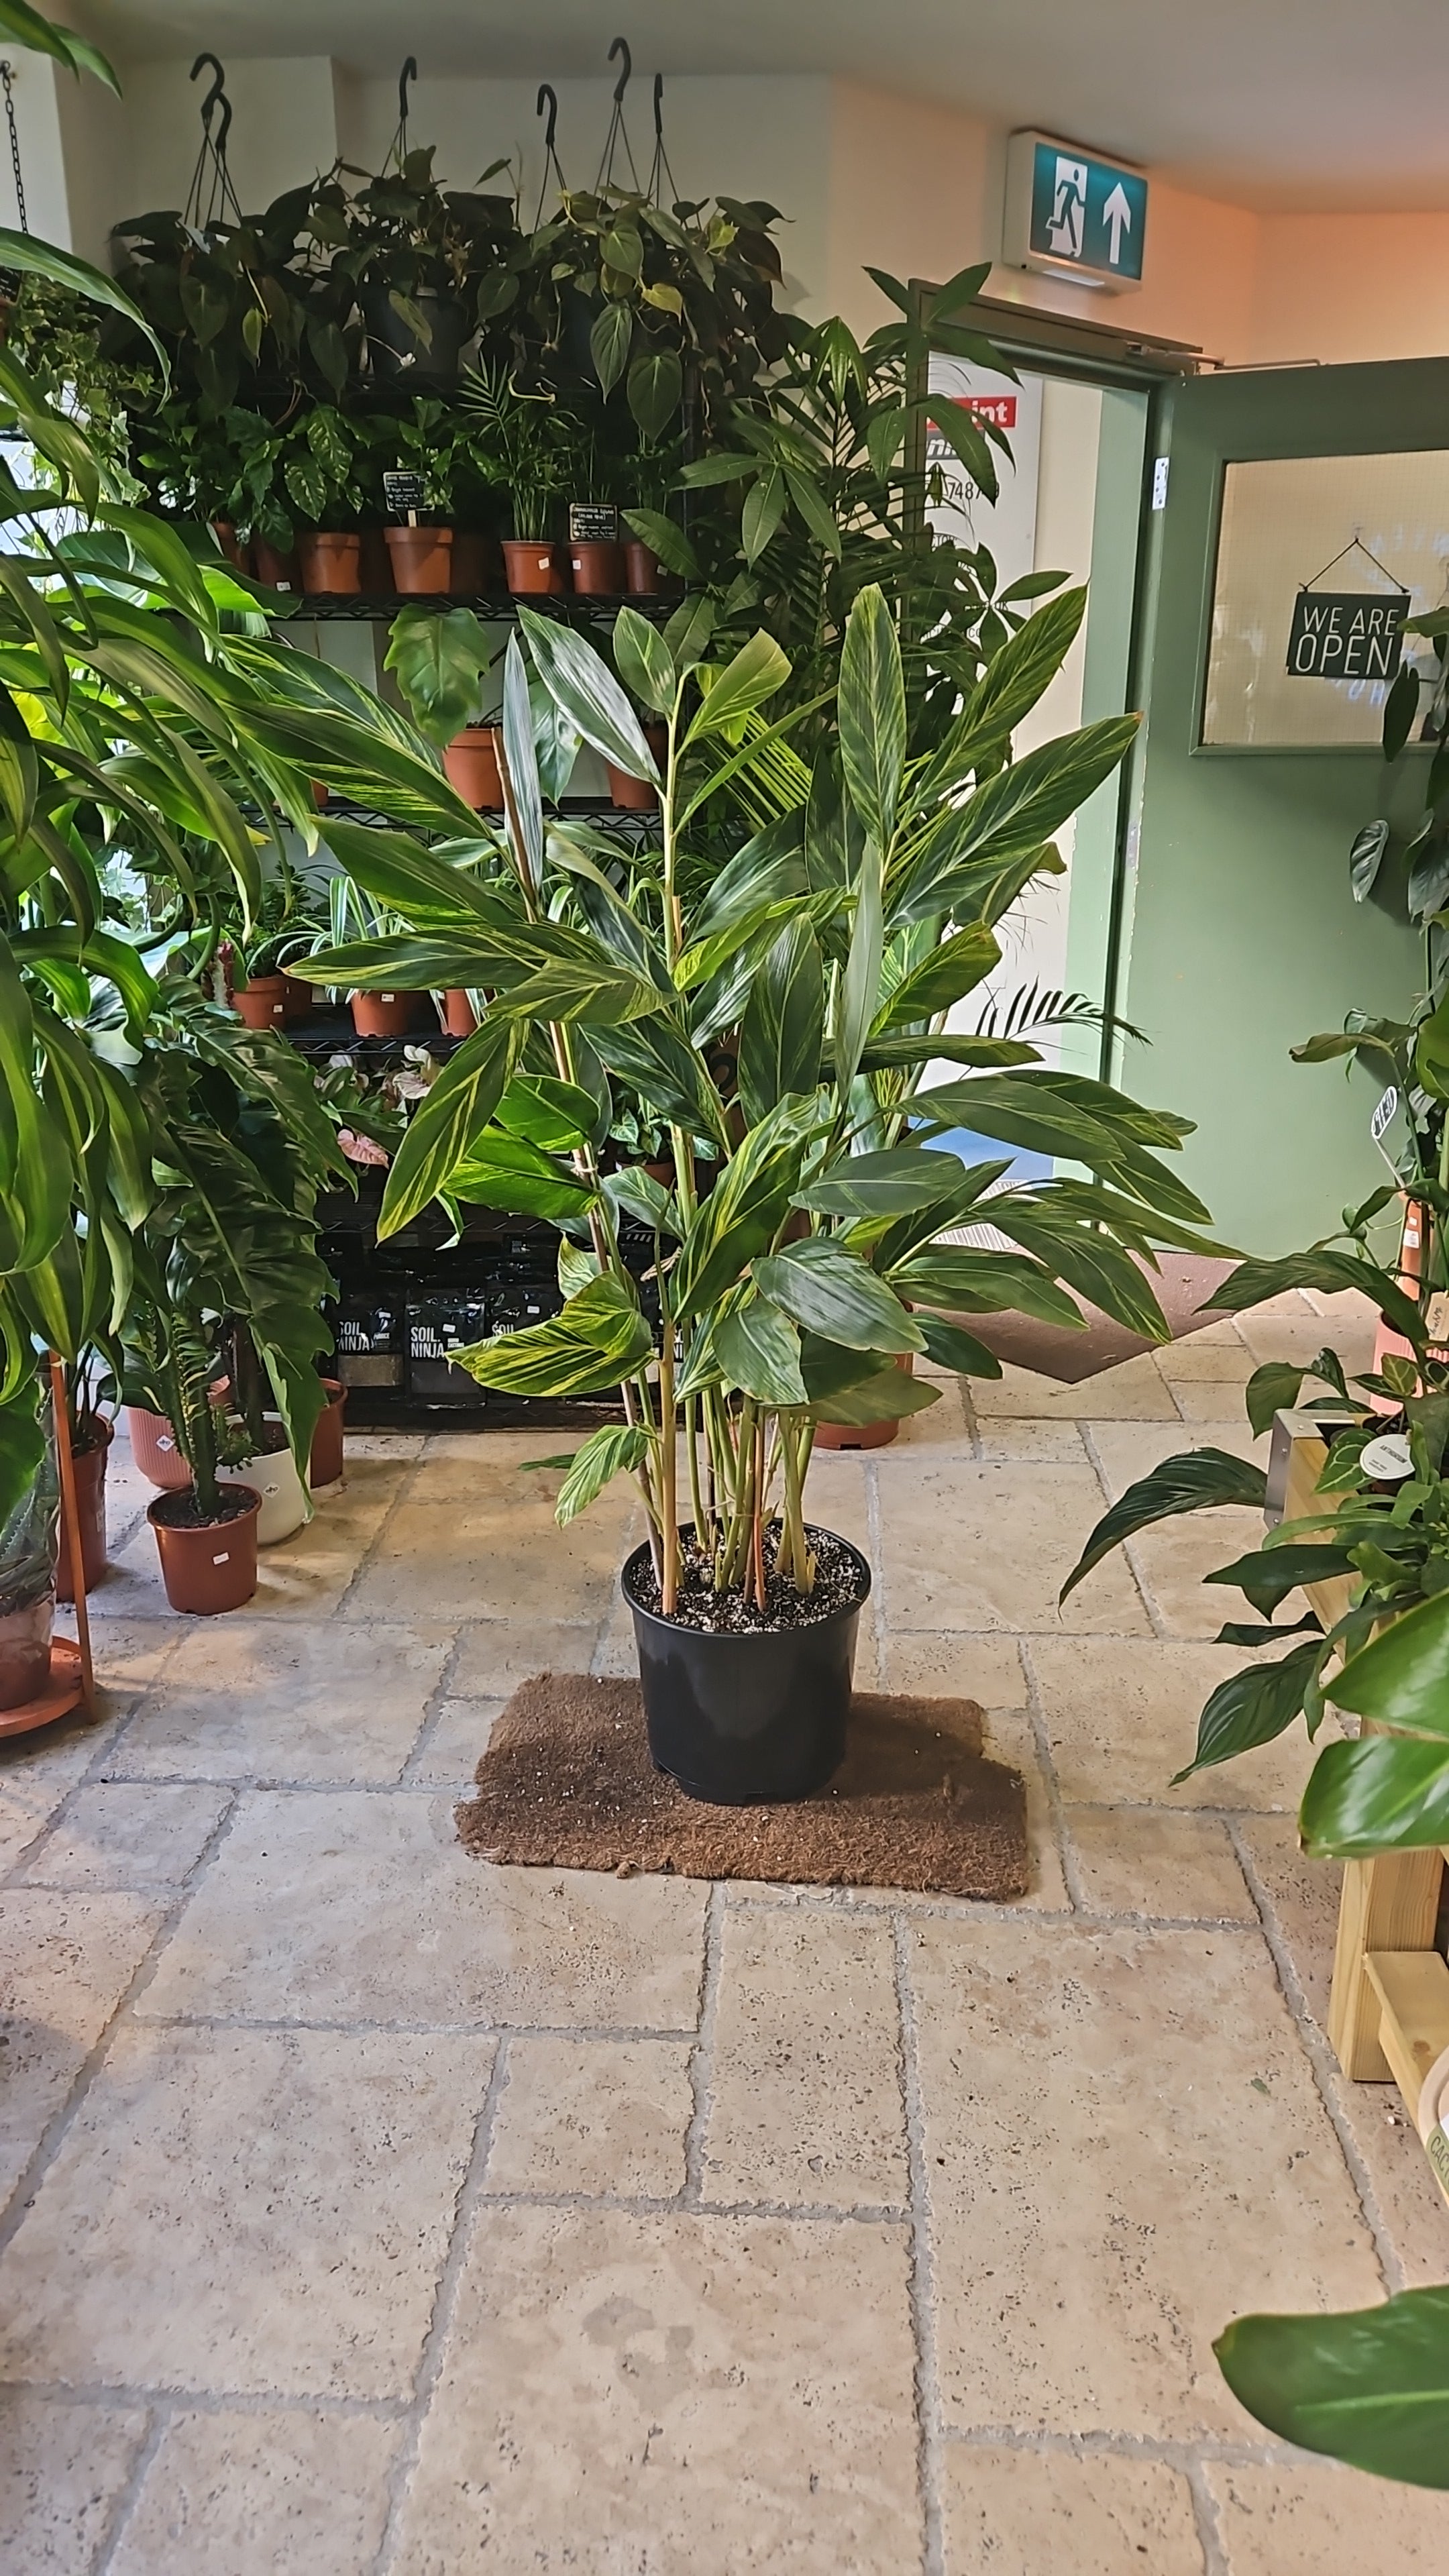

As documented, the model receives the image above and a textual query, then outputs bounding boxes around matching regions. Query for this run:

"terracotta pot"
[252,538,299,591]
[385,525,452,594]
[282,971,314,1022]
[359,527,392,593]
[126,1403,192,1491]
[218,1442,308,1545]
[298,530,362,595]
[569,538,625,596]
[56,1415,112,1604]
[233,973,288,1032]
[148,1488,260,1615]
[443,725,504,811]
[624,537,670,595]
[812,1348,914,1451]
[442,989,478,1036]
[606,722,667,813]
[309,1379,347,1487]
[0,1591,54,1709]
[449,529,496,596]
[211,517,247,570]
[350,989,424,1040]
[502,539,568,596]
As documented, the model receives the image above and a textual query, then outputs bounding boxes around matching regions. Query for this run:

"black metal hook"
[609,38,632,107]
[536,83,559,155]
[398,55,417,133]
[653,73,664,140]
[190,52,231,154]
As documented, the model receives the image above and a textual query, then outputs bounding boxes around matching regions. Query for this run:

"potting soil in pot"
[148,1487,261,1532]
[624,1527,864,1633]
[455,1676,1028,1898]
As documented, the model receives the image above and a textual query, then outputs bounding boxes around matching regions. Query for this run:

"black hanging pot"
[622,1527,870,1804]
[363,286,470,378]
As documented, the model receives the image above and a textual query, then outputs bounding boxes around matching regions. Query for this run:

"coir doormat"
[455,1674,1028,1900]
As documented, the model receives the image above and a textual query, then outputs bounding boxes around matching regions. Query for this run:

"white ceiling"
[83,0,1449,211]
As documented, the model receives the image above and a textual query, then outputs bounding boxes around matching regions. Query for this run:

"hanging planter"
[363,285,469,379]
[148,1486,261,1615]
[297,530,362,594]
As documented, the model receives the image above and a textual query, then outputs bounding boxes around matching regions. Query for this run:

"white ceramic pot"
[218,1443,309,1545]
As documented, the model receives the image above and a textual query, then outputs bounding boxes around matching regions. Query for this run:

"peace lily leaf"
[590,299,633,397]
[1216,2286,1449,2489]
[1206,1250,1430,1353]
[1203,1542,1360,1618]
[554,1424,651,1526]
[1173,1640,1323,1782]
[753,1239,921,1354]
[1300,1733,1449,1856]
[1245,1359,1308,1438]
[1327,1587,1449,1737]
[1060,1449,1269,1601]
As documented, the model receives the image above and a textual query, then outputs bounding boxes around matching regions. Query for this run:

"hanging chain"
[1,63,28,234]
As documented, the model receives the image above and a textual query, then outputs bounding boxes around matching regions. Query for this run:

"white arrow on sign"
[1103,182,1132,266]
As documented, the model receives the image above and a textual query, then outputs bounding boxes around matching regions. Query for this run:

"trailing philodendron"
[305,582,1220,1796]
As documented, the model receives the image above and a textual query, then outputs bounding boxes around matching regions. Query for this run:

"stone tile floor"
[3,1289,1449,2570]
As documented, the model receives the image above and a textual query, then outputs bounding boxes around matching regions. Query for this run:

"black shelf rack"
[274,590,680,625]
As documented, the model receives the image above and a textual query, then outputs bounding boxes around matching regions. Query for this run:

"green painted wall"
[1116,362,1442,1255]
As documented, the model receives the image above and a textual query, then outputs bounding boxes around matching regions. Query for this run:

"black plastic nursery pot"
[622,1528,870,1805]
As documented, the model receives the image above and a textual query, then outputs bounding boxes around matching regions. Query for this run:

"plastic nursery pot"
[568,538,625,596]
[297,531,362,595]
[622,1527,870,1804]
[359,527,392,594]
[0,1590,54,1710]
[148,1487,260,1615]
[55,1414,113,1604]
[443,724,504,811]
[218,1440,308,1545]
[441,989,478,1037]
[350,989,425,1040]
[623,537,672,596]
[211,517,248,571]
[125,1403,193,1491]
[251,538,299,591]
[605,722,667,813]
[502,539,568,597]
[308,1379,347,1489]
[385,525,453,595]
[449,529,495,596]
[281,970,315,1022]
[232,973,288,1032]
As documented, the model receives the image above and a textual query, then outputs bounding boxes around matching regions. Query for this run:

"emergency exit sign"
[1004,131,1147,292]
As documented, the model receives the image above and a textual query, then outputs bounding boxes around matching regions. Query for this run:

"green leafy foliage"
[1216,2290,1449,2488]
[1061,1450,1269,1599]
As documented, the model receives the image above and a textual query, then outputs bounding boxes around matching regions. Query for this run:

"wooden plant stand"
[1277,1417,1449,2202]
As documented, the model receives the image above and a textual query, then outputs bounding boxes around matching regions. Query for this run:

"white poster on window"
[925,357,1044,589]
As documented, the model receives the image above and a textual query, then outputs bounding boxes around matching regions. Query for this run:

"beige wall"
[1249,211,1449,365]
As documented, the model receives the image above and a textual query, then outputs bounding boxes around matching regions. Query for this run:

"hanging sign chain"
[1,63,28,235]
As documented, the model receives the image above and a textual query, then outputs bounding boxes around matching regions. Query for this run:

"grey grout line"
[941,2422,1305,2471]
[1225,1817,1403,2298]
[370,2034,514,2576]
[89,2404,164,2576]
[0,2378,409,2419]
[1184,2455,1232,2576]
[680,1881,725,2206]
[131,2013,707,2041]
[0,1789,242,2258]
[1015,1639,1086,1912]
[893,1913,944,2576]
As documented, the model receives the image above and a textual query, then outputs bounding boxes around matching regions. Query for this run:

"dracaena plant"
[305,582,1218,1620]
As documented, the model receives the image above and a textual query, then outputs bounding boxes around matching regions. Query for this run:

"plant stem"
[685,1392,706,1550]
[751,1414,767,1608]
[658,1277,678,1615]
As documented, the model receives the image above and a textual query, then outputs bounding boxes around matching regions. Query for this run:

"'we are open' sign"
[1285,590,1410,681]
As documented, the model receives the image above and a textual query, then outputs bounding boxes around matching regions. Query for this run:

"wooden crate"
[1270,1417,1449,2200]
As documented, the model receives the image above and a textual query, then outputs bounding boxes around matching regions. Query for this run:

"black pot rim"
[621,1523,871,1641]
